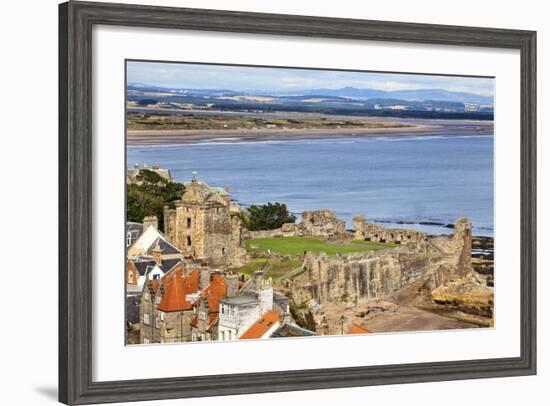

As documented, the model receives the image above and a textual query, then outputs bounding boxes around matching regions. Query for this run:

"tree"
[244,202,296,231]
[137,98,158,106]
[126,169,185,231]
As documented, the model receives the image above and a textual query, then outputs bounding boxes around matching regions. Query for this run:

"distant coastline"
[127,119,493,147]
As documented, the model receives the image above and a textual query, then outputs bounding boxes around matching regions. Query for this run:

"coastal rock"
[431,278,494,318]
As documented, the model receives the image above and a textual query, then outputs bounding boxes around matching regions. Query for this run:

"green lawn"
[245,236,396,256]
[231,258,302,280]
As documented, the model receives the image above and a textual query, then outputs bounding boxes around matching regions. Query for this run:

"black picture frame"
[59,1,537,404]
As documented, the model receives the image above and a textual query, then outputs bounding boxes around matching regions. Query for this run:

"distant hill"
[126,83,494,118]
[298,87,493,105]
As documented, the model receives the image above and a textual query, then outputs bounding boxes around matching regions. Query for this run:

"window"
[221,305,225,314]
[221,331,225,341]
[187,236,192,246]
[187,217,192,228]
[155,317,159,329]
[155,296,161,305]
[143,338,150,344]
[228,331,232,340]
[160,312,164,321]
[221,247,226,255]
[143,313,150,325]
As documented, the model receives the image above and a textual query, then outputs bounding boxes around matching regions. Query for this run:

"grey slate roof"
[271,323,316,338]
[126,222,144,246]
[131,256,183,276]
[161,257,183,272]
[145,237,181,255]
[220,294,259,306]
[133,258,156,277]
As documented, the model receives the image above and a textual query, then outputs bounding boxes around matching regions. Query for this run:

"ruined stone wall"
[301,210,346,238]
[353,215,429,252]
[291,251,404,305]
[244,210,346,240]
[246,222,298,239]
[290,218,474,307]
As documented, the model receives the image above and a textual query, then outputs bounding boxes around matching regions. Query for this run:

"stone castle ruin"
[353,215,429,252]
[245,209,348,240]
[290,218,477,308]
[163,178,247,268]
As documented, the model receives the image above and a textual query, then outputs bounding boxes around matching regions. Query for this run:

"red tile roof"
[203,274,227,313]
[158,269,199,312]
[347,323,370,334]
[191,313,218,332]
[240,310,279,340]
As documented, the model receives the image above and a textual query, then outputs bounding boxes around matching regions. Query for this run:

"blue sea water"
[127,134,494,236]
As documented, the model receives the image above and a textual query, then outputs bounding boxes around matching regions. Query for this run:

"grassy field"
[126,112,410,131]
[245,236,396,256]
[231,258,303,280]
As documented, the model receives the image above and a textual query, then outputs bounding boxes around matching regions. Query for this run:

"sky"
[127,61,494,96]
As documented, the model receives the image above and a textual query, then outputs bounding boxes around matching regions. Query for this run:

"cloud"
[127,61,494,97]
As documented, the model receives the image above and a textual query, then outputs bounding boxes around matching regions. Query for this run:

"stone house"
[190,273,236,342]
[139,264,241,344]
[164,178,247,268]
[139,266,199,344]
[138,265,298,344]
[218,271,275,340]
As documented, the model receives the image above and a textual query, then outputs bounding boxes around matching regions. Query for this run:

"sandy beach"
[126,119,496,146]
[126,123,450,146]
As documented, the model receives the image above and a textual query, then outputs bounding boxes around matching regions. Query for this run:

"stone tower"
[453,217,473,272]
[164,178,247,268]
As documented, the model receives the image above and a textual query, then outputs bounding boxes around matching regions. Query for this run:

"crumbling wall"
[353,215,429,252]
[244,209,346,240]
[291,252,404,305]
[290,218,474,306]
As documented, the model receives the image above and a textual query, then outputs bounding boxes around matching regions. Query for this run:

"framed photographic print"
[59,1,536,404]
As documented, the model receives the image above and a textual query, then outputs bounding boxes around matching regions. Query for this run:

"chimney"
[152,241,162,265]
[225,273,240,297]
[143,215,158,231]
[199,267,211,290]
